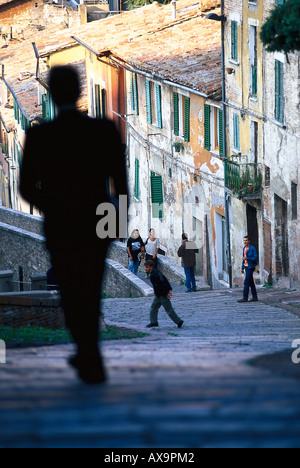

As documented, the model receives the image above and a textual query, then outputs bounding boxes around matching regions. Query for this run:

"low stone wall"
[0,206,44,235]
[102,259,153,298]
[0,292,65,329]
[107,241,129,268]
[107,241,185,284]
[0,221,51,284]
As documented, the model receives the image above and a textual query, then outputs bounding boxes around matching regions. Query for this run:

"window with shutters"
[145,80,162,128]
[249,26,258,98]
[233,113,240,151]
[95,84,106,119]
[145,80,152,124]
[150,172,163,219]
[292,182,298,221]
[173,92,190,142]
[135,158,140,200]
[204,104,223,157]
[42,92,56,122]
[155,84,162,129]
[130,73,139,115]
[275,60,284,124]
[231,21,238,62]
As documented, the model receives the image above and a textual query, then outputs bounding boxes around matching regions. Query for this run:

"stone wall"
[0,206,44,235]
[0,221,51,285]
[107,241,186,284]
[0,292,65,329]
[102,259,153,299]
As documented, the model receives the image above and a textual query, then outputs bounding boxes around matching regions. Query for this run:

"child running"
[144,260,184,329]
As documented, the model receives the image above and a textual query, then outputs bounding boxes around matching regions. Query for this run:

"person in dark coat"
[20,66,128,384]
[238,236,259,303]
[144,260,184,329]
[178,233,199,293]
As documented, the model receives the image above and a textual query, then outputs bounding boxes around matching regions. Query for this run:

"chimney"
[172,0,176,21]
[79,1,87,25]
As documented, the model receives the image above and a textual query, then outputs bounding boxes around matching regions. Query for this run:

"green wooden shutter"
[95,85,106,118]
[130,74,135,111]
[204,104,211,150]
[231,21,238,61]
[218,109,224,157]
[233,113,240,150]
[155,84,162,129]
[151,173,163,219]
[184,96,190,142]
[134,74,139,115]
[13,100,19,122]
[42,93,49,121]
[275,60,284,123]
[173,92,179,136]
[145,80,152,124]
[135,158,140,200]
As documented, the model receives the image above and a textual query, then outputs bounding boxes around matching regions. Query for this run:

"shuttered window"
[233,113,240,151]
[135,158,140,200]
[95,85,106,119]
[155,84,162,129]
[13,100,20,123]
[204,105,223,156]
[145,80,152,124]
[219,109,224,157]
[130,74,139,115]
[231,21,238,61]
[173,92,190,141]
[204,104,211,150]
[275,60,284,124]
[151,173,163,219]
[173,92,179,136]
[184,96,190,142]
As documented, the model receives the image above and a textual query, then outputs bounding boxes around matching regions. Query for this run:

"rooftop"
[74,0,222,97]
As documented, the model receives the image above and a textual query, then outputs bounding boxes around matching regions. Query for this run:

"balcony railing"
[225,155,262,198]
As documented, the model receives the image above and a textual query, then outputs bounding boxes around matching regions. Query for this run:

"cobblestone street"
[1,289,300,448]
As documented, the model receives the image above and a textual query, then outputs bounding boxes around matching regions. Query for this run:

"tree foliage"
[260,0,300,53]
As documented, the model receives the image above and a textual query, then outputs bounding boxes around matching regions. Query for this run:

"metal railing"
[225,155,262,198]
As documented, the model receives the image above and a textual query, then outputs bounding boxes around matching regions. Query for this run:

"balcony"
[225,155,263,199]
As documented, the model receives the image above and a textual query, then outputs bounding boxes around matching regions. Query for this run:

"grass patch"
[0,325,149,348]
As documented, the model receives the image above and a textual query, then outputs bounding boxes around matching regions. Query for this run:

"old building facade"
[223,0,300,287]
[74,0,227,287]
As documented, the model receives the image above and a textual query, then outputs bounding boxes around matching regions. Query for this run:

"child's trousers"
[150,296,181,324]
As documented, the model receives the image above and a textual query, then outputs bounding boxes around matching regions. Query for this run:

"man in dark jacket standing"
[178,233,199,293]
[238,236,259,303]
[144,260,184,329]
[20,66,128,384]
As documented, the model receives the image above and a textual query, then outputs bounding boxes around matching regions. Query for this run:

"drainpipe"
[206,1,232,288]
[221,1,232,288]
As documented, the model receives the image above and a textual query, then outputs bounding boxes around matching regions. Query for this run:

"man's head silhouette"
[48,66,81,108]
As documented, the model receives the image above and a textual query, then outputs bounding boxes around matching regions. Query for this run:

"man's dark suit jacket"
[20,110,128,251]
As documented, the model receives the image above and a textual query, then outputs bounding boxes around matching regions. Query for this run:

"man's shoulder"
[150,270,161,280]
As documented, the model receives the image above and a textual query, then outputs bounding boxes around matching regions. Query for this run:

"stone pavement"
[1,289,300,448]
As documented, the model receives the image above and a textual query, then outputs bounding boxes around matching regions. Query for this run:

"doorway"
[274,195,289,277]
[246,204,259,257]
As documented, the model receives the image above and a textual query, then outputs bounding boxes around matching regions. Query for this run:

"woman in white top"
[145,228,160,277]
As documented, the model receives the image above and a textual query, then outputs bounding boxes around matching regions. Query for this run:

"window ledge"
[228,59,240,66]
[231,149,242,155]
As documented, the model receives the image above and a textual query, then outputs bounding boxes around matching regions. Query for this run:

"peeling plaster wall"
[125,71,225,288]
[263,46,300,286]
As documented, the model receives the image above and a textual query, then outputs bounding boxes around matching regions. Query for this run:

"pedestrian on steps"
[144,260,184,329]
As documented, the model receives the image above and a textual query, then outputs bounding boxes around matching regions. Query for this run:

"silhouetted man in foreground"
[20,66,128,384]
